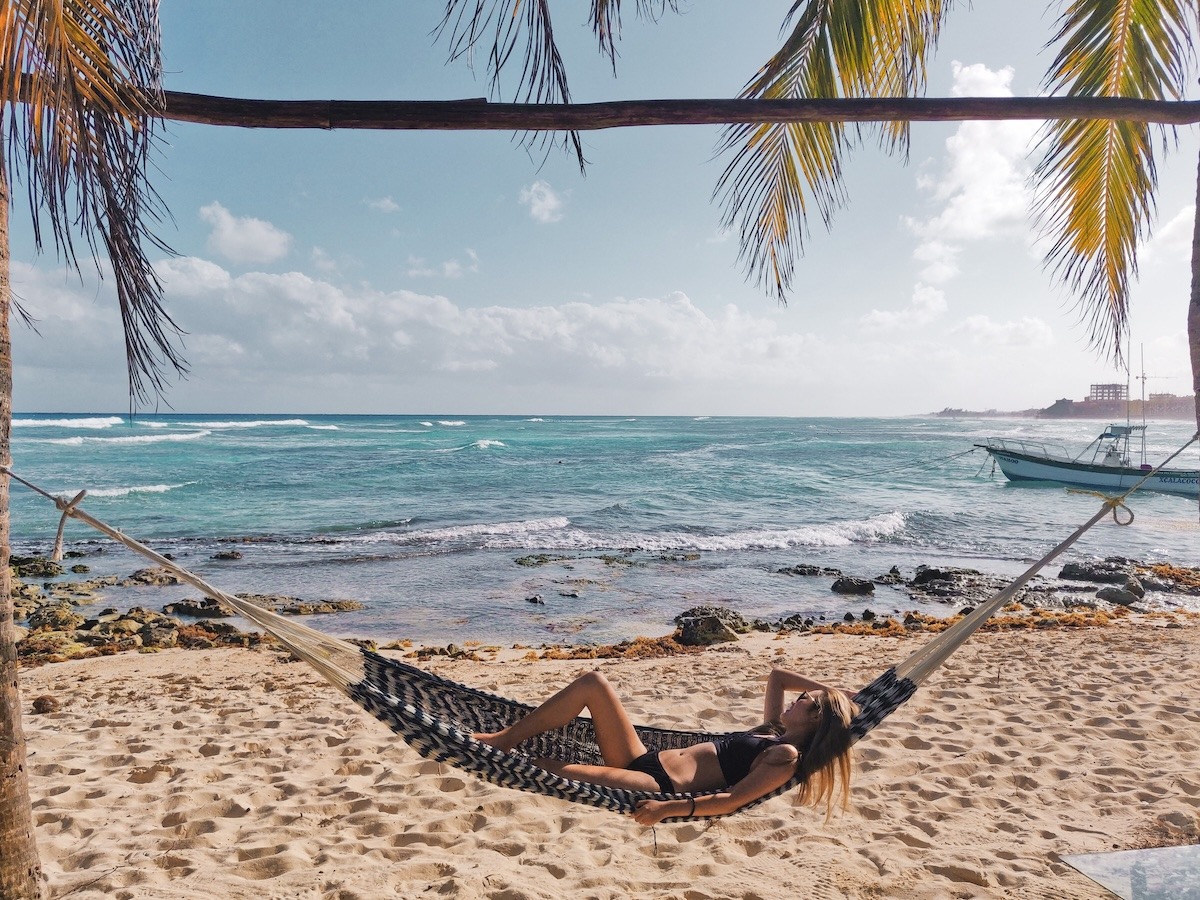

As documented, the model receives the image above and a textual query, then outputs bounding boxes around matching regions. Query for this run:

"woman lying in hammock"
[475,667,859,826]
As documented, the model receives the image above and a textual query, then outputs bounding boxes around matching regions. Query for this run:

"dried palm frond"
[590,0,678,70]
[437,0,680,169]
[1,0,182,404]
[1033,0,1194,365]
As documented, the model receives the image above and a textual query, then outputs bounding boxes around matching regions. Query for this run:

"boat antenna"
[1139,344,1147,431]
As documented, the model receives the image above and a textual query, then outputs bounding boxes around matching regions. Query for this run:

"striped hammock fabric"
[346,651,916,819]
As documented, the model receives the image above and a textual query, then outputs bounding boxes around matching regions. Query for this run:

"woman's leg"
[533,758,662,792]
[475,671,648,767]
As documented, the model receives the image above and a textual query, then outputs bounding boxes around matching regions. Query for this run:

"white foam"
[307,425,339,430]
[364,517,570,545]
[670,512,906,551]
[188,419,309,428]
[359,512,905,554]
[51,430,212,445]
[433,440,506,453]
[74,482,194,498]
[437,420,467,427]
[420,422,434,427]
[499,513,904,552]
[14,416,123,429]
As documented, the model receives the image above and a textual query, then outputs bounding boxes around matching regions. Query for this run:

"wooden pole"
[154,93,1200,131]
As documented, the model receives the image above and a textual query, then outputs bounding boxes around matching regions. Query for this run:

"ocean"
[9,414,1200,645]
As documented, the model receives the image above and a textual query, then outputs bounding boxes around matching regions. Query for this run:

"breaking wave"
[74,483,195,499]
[351,512,904,553]
[14,416,124,429]
[52,430,213,445]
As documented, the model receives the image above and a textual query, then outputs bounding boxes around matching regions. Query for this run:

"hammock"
[2,466,1161,821]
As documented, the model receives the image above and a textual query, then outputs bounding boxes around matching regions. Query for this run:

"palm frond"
[1033,0,1195,364]
[438,0,583,167]
[590,1,679,70]
[438,1,681,169]
[1,0,182,405]
[716,0,952,303]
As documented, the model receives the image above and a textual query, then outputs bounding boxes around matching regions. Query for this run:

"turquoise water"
[10,414,1200,644]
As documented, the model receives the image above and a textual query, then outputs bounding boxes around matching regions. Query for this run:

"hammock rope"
[3,443,1186,820]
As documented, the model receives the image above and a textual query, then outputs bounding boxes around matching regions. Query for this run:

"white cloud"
[911,240,959,284]
[1141,204,1195,265]
[8,262,132,389]
[406,250,479,279]
[519,180,565,223]
[120,268,821,394]
[949,62,1016,98]
[366,196,400,213]
[156,256,233,295]
[861,284,947,330]
[906,63,1039,269]
[950,314,1054,348]
[199,202,292,265]
[311,247,338,273]
[9,262,110,325]
[405,255,436,278]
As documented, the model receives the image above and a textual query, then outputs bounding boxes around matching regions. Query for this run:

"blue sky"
[10,2,1198,415]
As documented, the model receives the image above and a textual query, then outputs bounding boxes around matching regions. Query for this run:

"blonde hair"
[792,688,858,817]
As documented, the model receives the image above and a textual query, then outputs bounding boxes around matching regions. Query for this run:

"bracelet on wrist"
[687,797,696,817]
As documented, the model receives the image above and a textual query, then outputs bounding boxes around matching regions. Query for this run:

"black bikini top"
[712,732,778,785]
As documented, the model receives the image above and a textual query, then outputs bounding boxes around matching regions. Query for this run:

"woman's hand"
[631,799,673,826]
[765,668,843,722]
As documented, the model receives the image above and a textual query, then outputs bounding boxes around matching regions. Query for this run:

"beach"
[20,618,1200,899]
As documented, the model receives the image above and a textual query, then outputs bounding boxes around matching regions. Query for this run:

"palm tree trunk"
[1190,146,1200,434]
[0,150,43,899]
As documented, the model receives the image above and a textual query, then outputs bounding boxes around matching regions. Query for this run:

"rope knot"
[1065,489,1135,526]
[1108,499,1134,526]
[55,489,88,515]
[51,490,88,561]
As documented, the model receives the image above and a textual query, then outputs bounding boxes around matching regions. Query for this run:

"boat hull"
[977,445,1200,498]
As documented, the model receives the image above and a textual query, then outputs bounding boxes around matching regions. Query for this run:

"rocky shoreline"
[10,552,1200,667]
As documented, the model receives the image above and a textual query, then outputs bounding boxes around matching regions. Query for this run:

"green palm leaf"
[715,0,951,302]
[1033,0,1195,364]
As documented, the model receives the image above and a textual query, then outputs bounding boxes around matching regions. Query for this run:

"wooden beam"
[158,93,1200,130]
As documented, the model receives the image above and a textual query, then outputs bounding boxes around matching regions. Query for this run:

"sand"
[18,620,1200,899]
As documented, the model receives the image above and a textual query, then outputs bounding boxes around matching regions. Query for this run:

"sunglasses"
[798,690,826,717]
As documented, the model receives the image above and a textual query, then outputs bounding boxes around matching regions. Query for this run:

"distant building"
[1087,383,1127,402]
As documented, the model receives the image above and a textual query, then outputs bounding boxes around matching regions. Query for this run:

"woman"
[475,667,859,826]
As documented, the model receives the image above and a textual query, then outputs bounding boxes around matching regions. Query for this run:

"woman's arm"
[763,667,845,723]
[632,744,799,826]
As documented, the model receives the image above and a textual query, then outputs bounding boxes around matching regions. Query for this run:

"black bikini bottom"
[626,749,676,793]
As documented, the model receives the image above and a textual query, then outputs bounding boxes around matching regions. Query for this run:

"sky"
[9,2,1199,416]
